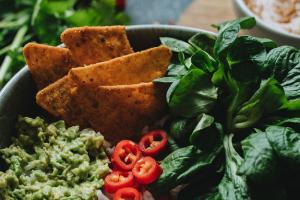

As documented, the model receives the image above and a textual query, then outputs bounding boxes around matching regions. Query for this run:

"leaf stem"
[0,15,29,29]
[0,25,28,87]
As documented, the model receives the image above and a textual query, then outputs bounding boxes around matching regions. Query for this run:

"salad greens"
[0,0,129,88]
[151,17,300,199]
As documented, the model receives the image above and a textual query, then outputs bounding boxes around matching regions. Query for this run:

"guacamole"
[0,116,109,200]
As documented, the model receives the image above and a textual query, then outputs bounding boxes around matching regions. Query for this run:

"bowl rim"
[0,24,216,98]
[234,0,300,40]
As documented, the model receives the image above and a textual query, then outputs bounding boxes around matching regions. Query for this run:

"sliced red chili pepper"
[112,140,142,171]
[132,156,162,184]
[113,187,141,200]
[139,130,168,156]
[104,171,134,193]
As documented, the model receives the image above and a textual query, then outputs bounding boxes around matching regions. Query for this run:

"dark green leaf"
[160,37,195,54]
[263,45,300,81]
[191,49,217,73]
[168,69,218,118]
[170,118,194,141]
[188,33,216,55]
[255,37,277,50]
[214,134,250,200]
[233,78,287,130]
[266,126,300,165]
[238,131,279,183]
[189,115,222,151]
[281,63,300,100]
[150,144,221,194]
[213,17,256,56]
[214,22,240,56]
[225,36,267,85]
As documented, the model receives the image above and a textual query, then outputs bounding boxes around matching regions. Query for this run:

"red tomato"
[132,156,162,184]
[113,187,141,200]
[112,140,142,171]
[104,171,134,193]
[139,130,168,156]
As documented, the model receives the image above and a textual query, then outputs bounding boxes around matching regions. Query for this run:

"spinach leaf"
[266,126,300,165]
[221,35,268,131]
[280,62,300,100]
[160,37,195,54]
[168,69,218,118]
[191,49,217,73]
[167,63,188,77]
[153,76,179,83]
[210,134,250,200]
[149,145,221,194]
[188,33,216,55]
[255,37,277,50]
[189,115,222,151]
[150,124,223,195]
[238,131,279,183]
[170,118,195,142]
[226,36,266,82]
[263,46,300,81]
[213,17,256,56]
[232,78,287,130]
[263,46,300,111]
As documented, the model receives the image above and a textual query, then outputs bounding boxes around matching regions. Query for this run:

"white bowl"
[233,0,300,48]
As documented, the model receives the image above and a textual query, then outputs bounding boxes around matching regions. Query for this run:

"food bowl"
[232,0,300,48]
[0,25,215,148]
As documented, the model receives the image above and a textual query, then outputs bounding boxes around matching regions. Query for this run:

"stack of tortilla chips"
[23,26,171,143]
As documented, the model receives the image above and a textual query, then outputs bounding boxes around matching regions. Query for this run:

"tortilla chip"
[77,82,167,143]
[23,43,77,89]
[70,46,171,86]
[36,75,87,127]
[61,26,134,65]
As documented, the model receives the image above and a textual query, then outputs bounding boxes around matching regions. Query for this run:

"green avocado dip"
[0,116,110,200]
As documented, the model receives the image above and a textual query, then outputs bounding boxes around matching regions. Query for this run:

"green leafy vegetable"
[0,0,130,88]
[168,69,218,118]
[232,78,287,130]
[205,134,250,200]
[189,115,222,151]
[150,145,221,194]
[151,16,300,199]
[160,37,195,55]
[213,17,256,56]
[188,33,216,55]
[266,126,300,165]
[238,130,279,183]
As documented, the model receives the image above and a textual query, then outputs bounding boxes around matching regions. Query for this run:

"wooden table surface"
[178,0,236,32]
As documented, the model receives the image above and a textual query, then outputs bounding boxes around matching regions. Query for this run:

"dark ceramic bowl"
[0,25,215,148]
